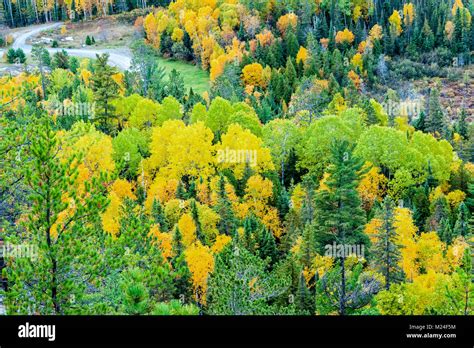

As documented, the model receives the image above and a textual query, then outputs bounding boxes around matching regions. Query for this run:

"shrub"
[85,35,92,45]
[52,40,59,48]
[6,48,16,63]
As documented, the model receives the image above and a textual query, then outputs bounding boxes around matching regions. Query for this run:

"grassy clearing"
[157,57,210,95]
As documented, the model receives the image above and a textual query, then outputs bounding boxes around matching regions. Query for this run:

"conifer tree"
[3,119,109,314]
[90,54,120,133]
[151,198,168,232]
[372,197,403,289]
[214,175,236,236]
[312,140,369,315]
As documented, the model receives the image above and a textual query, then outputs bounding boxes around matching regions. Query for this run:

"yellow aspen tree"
[389,10,403,36]
[185,242,215,304]
[403,3,415,27]
[335,28,355,45]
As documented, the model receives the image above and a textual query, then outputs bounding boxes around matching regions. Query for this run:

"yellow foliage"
[185,242,215,304]
[369,24,383,41]
[211,234,231,254]
[256,29,274,47]
[393,207,418,280]
[403,3,415,27]
[277,13,298,34]
[347,70,361,89]
[146,120,215,180]
[358,165,387,210]
[389,10,403,36]
[178,213,197,247]
[149,225,173,259]
[335,28,355,45]
[296,46,309,65]
[351,52,363,71]
[145,176,179,211]
[215,124,274,180]
[101,192,122,236]
[446,190,466,208]
[241,63,265,88]
[171,27,184,42]
[365,218,383,244]
[290,184,305,212]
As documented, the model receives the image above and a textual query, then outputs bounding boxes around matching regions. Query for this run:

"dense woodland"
[0,0,473,315]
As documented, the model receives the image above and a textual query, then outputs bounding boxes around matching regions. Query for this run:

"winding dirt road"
[3,22,132,70]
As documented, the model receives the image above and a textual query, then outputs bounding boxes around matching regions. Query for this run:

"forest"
[0,0,473,316]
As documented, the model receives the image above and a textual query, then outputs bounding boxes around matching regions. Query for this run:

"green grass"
[156,57,210,95]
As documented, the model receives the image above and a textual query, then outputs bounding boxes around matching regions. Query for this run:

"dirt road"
[3,22,132,70]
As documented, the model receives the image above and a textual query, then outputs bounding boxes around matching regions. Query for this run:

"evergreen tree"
[284,57,297,89]
[453,202,470,238]
[151,198,168,232]
[455,108,469,139]
[190,199,204,243]
[295,272,313,314]
[214,175,236,236]
[257,227,278,267]
[171,226,193,302]
[31,44,51,99]
[425,87,447,137]
[3,119,109,314]
[90,53,120,133]
[373,197,403,289]
[439,217,453,244]
[312,140,369,315]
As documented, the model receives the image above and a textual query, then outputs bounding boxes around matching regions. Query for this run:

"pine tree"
[176,181,187,200]
[439,217,453,244]
[151,198,168,232]
[90,53,120,133]
[413,111,426,132]
[257,227,278,266]
[284,57,297,89]
[120,268,150,315]
[453,202,470,238]
[295,272,313,314]
[455,108,468,139]
[373,197,403,289]
[171,227,193,302]
[3,119,108,314]
[31,44,51,99]
[425,87,447,138]
[312,140,369,315]
[190,199,204,243]
[214,175,236,236]
[285,29,299,58]
[426,195,451,235]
